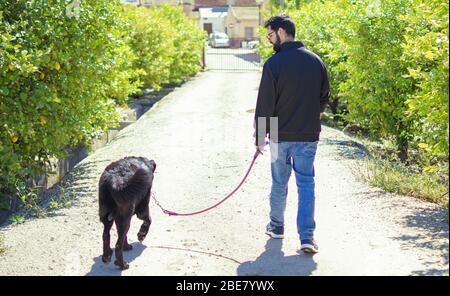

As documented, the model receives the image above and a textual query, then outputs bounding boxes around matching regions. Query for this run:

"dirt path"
[0,71,448,276]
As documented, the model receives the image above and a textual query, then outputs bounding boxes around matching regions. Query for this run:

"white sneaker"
[300,239,319,253]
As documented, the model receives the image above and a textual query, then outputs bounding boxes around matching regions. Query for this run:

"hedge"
[123,5,206,90]
[0,1,205,202]
[259,0,448,169]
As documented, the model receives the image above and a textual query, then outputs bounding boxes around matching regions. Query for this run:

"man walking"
[254,15,330,253]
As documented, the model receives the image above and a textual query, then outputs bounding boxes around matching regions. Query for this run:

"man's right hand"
[255,143,266,154]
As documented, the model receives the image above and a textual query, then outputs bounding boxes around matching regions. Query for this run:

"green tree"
[400,0,449,168]
[0,0,139,196]
[339,0,415,161]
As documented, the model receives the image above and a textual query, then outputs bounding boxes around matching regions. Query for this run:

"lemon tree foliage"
[123,5,206,90]
[260,0,448,169]
[0,0,130,197]
[400,0,449,168]
[0,1,205,199]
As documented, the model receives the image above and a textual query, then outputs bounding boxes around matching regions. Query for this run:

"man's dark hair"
[264,14,296,38]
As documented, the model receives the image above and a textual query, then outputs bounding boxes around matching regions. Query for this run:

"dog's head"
[140,157,156,173]
[148,159,156,173]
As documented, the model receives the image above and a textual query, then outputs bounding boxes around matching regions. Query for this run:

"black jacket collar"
[279,41,305,52]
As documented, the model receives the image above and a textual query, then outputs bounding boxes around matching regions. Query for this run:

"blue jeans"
[268,140,318,241]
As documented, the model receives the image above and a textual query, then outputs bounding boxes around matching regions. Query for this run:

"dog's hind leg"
[114,212,133,270]
[136,204,152,242]
[101,215,114,263]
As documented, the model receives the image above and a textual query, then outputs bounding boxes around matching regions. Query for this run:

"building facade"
[194,0,265,47]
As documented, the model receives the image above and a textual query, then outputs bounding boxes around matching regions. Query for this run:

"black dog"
[98,156,156,270]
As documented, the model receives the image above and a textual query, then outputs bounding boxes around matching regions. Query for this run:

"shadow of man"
[86,242,146,276]
[237,239,317,276]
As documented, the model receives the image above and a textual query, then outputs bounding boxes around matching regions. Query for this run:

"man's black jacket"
[255,41,330,144]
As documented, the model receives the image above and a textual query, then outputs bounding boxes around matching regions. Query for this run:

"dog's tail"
[108,167,152,204]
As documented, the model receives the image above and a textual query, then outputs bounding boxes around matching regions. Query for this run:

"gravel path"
[0,71,448,276]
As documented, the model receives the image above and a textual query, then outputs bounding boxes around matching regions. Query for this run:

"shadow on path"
[1,160,101,228]
[399,207,449,275]
[86,242,147,276]
[237,239,317,276]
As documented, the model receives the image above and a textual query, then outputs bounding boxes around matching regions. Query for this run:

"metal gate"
[204,46,262,72]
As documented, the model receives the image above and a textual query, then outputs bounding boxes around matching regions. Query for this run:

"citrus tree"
[0,0,139,197]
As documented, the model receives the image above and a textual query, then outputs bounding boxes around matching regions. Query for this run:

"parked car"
[210,32,230,48]
[247,40,259,49]
[208,33,214,46]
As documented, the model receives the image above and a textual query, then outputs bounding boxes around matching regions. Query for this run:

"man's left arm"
[319,62,331,114]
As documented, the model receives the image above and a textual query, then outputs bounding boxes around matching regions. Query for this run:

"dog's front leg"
[114,214,132,270]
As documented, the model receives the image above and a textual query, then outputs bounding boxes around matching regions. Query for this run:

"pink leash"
[152,149,262,216]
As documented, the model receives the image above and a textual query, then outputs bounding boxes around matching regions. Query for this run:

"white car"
[210,32,230,48]
[247,40,259,49]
